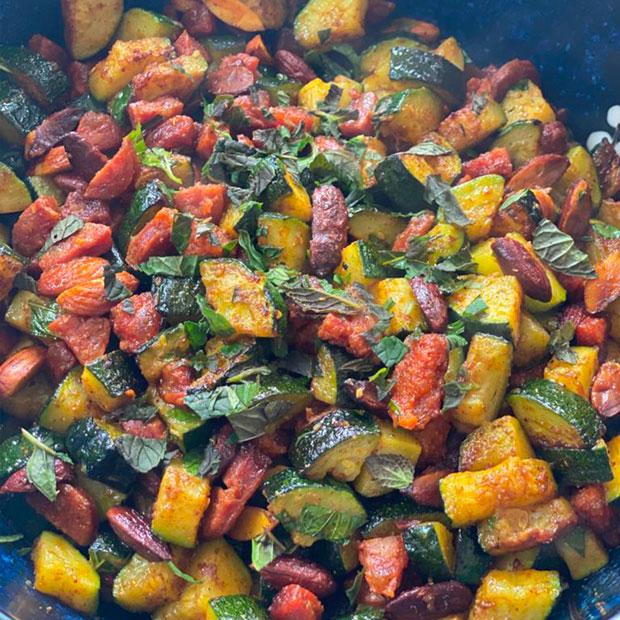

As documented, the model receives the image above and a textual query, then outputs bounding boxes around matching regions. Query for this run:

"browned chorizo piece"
[506,153,569,192]
[592,138,620,199]
[405,467,452,508]
[0,346,46,398]
[491,237,552,302]
[63,132,108,180]
[490,59,540,101]
[261,556,337,598]
[558,178,592,238]
[206,53,260,96]
[28,34,70,69]
[77,111,123,153]
[0,460,73,494]
[274,49,317,84]
[107,506,172,562]
[26,108,84,160]
[344,379,388,414]
[309,184,348,278]
[409,277,448,332]
[591,361,620,418]
[540,121,569,154]
[60,191,111,225]
[570,484,616,536]
[12,196,61,257]
[385,581,473,620]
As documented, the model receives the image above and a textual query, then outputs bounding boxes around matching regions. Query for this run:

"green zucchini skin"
[403,522,454,581]
[508,379,605,449]
[538,439,613,486]
[255,75,302,106]
[209,595,269,620]
[65,418,136,492]
[203,36,246,63]
[374,154,425,213]
[290,409,380,480]
[0,76,45,144]
[0,427,63,482]
[86,350,140,399]
[454,527,491,586]
[152,276,203,324]
[88,528,132,575]
[389,46,465,106]
[0,45,69,106]
[310,539,359,578]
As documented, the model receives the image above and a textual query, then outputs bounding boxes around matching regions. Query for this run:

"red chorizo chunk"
[120,417,167,440]
[317,312,378,359]
[269,584,324,620]
[561,303,608,348]
[38,223,113,272]
[196,122,220,159]
[389,334,449,431]
[392,211,436,252]
[585,251,620,313]
[30,146,72,176]
[339,91,378,138]
[63,133,108,180]
[310,185,348,277]
[128,97,185,127]
[49,314,110,365]
[77,112,122,153]
[591,362,620,418]
[269,106,317,133]
[158,360,196,406]
[462,148,513,180]
[84,139,139,200]
[57,271,138,317]
[570,484,616,536]
[245,34,273,65]
[61,191,111,225]
[38,256,109,297]
[207,53,260,96]
[0,346,46,398]
[183,220,230,257]
[110,293,163,354]
[181,3,216,36]
[12,196,61,257]
[359,535,408,598]
[67,61,89,98]
[413,416,451,468]
[174,30,209,60]
[174,183,227,221]
[145,115,197,151]
[54,172,88,193]
[45,340,78,383]
[125,207,176,268]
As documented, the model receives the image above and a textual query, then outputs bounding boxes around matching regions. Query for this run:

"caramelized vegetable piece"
[205,0,288,31]
[359,535,408,598]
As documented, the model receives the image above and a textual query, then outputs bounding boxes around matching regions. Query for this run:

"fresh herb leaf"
[374,90,409,120]
[184,320,209,349]
[591,220,620,239]
[532,219,596,278]
[266,266,297,287]
[372,336,407,368]
[365,454,414,490]
[345,569,365,607]
[138,256,199,277]
[425,175,470,227]
[26,447,57,502]
[251,531,287,571]
[109,85,133,125]
[39,215,84,255]
[408,141,454,157]
[167,561,200,584]
[196,295,235,337]
[197,442,221,478]
[172,212,193,254]
[442,379,472,410]
[29,300,60,338]
[107,402,157,422]
[185,382,260,421]
[462,296,488,318]
[370,367,395,401]
[0,534,23,543]
[238,229,267,271]
[294,504,366,542]
[127,123,182,184]
[103,266,131,302]
[116,435,166,473]
[281,276,363,316]
[446,319,468,349]
[548,319,577,363]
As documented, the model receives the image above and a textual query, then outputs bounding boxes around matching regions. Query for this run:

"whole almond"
[506,154,569,192]
[261,556,337,598]
[274,49,317,84]
[492,237,552,302]
[385,581,473,620]
[558,178,592,238]
[409,277,448,332]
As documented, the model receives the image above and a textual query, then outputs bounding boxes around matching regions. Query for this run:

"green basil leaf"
[365,454,414,490]
[372,336,407,368]
[196,295,235,337]
[532,218,596,278]
[138,256,199,277]
[462,296,488,318]
[281,276,364,316]
[108,84,133,125]
[238,229,267,272]
[167,561,200,584]
[408,141,454,157]
[294,504,366,542]
[103,266,132,302]
[0,534,23,543]
[548,319,578,364]
[183,320,209,349]
[446,319,468,349]
[108,402,158,422]
[345,569,365,607]
[251,532,287,572]
[116,435,166,473]
[29,300,61,339]
[172,212,193,254]
[127,123,181,184]
[39,215,84,255]
[26,447,57,502]
[425,175,470,227]
[591,220,620,239]
[442,380,472,410]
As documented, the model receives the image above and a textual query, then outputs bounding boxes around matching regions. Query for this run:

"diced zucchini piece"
[514,312,550,367]
[158,403,216,452]
[27,174,66,203]
[454,527,491,585]
[113,554,184,613]
[493,546,541,571]
[491,120,542,168]
[451,333,513,432]
[478,497,577,556]
[153,276,203,325]
[378,87,446,148]
[265,167,312,222]
[0,76,45,144]
[451,174,505,242]
[0,45,68,107]
[257,213,310,272]
[508,379,605,449]
[458,416,534,472]
[310,539,359,578]
[75,467,128,519]
[228,507,277,542]
[354,419,421,497]
[0,372,54,422]
[373,277,426,335]
[32,531,100,616]
[438,98,507,152]
[311,343,339,405]
[439,457,557,527]
[403,521,455,581]
[298,76,358,110]
[39,367,96,433]
[425,222,465,264]
[605,435,620,506]
[89,529,131,575]
[290,408,379,481]
[152,460,211,548]
[209,595,269,619]
[0,162,32,213]
[153,538,252,620]
[200,259,279,338]
[263,468,367,546]
[0,242,25,300]
[501,79,556,124]
[448,274,523,343]
[544,346,599,398]
[202,36,246,64]
[5,290,56,335]
[335,240,389,288]
[553,144,602,208]
[137,324,192,384]
[539,439,613,487]
[373,150,426,212]
[435,37,465,70]
[294,0,368,48]
[554,526,608,580]
[82,350,138,412]
[470,238,499,275]
[89,37,174,101]
[469,569,561,620]
[117,8,182,41]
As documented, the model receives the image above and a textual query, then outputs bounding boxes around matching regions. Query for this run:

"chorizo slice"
[110,293,163,354]
[409,277,448,332]
[12,196,61,257]
[145,115,197,151]
[0,346,46,398]
[45,340,78,383]
[60,190,111,225]
[48,313,111,365]
[84,139,139,200]
[490,59,540,101]
[26,107,84,160]
[125,207,176,268]
[0,460,73,494]
[385,581,473,620]
[591,362,620,418]
[63,132,108,181]
[261,556,337,598]
[359,535,408,599]
[128,96,185,127]
[506,154,570,192]
[269,584,324,620]
[77,111,123,153]
[558,179,592,239]
[174,183,227,221]
[107,506,171,561]
[38,256,109,297]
